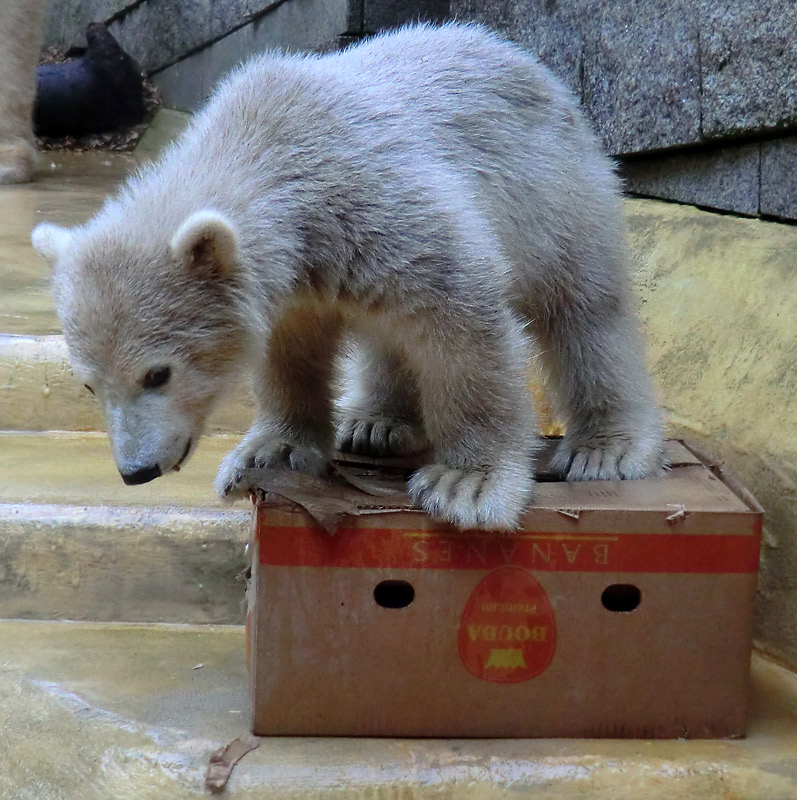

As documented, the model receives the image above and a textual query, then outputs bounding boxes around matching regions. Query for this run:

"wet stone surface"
[1,621,797,799]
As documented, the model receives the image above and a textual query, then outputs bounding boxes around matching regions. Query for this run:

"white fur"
[0,0,48,184]
[33,23,664,529]
[32,223,74,262]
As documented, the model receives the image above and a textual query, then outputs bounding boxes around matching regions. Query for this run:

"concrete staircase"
[0,148,252,628]
[1,135,797,799]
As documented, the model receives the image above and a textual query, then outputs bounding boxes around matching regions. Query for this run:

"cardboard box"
[247,440,762,738]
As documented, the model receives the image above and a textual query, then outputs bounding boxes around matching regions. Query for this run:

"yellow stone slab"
[1,620,796,799]
[0,502,249,624]
[0,430,248,509]
[626,198,797,667]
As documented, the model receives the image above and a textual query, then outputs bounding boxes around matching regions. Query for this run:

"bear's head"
[32,210,249,485]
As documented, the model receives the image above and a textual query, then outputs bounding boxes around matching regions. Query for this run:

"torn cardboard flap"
[245,462,415,534]
[205,734,260,794]
[245,439,758,535]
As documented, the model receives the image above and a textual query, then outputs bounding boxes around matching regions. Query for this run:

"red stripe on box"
[258,524,761,574]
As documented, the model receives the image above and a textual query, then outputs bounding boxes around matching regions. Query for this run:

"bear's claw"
[336,415,428,458]
[215,436,327,499]
[550,433,666,481]
[407,460,533,531]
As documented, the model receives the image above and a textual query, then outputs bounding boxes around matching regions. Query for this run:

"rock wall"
[452,0,797,221]
[45,0,448,124]
[46,0,796,219]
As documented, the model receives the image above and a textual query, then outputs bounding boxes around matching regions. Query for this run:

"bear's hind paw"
[336,415,428,458]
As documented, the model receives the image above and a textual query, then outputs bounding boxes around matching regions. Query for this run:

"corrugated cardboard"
[247,440,762,739]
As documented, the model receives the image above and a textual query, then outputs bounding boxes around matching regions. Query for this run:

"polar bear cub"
[32,23,664,530]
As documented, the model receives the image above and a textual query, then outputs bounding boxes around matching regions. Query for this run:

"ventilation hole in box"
[601,584,641,613]
[374,580,415,609]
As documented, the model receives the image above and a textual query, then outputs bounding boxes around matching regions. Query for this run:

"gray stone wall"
[153,0,355,111]
[45,0,450,121]
[45,0,449,73]
[452,1,797,154]
[45,0,796,220]
[45,0,134,51]
[452,0,797,221]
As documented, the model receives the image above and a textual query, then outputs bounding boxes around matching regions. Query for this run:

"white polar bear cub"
[32,23,664,530]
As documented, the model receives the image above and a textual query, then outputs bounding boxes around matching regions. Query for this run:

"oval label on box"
[458,566,556,683]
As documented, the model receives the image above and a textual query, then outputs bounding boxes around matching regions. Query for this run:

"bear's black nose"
[121,465,162,485]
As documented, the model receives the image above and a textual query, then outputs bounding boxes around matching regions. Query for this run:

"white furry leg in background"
[0,0,48,184]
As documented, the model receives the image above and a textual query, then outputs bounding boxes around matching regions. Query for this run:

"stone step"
[0,430,245,508]
[0,430,251,623]
[0,332,254,432]
[1,619,796,799]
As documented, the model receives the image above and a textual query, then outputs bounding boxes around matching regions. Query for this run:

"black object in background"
[34,23,145,138]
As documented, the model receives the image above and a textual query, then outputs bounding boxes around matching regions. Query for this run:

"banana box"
[246,440,762,738]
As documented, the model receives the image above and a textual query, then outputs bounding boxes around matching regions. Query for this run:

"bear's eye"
[142,366,171,390]
[83,384,95,395]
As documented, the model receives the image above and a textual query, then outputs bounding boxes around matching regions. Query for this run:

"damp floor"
[2,620,797,799]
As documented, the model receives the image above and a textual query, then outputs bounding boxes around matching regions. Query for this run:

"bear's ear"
[170,210,239,278]
[31,223,75,264]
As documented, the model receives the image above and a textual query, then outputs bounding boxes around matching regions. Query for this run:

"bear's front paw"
[550,433,665,481]
[407,461,533,531]
[215,437,328,499]
[336,414,428,457]
[215,452,249,499]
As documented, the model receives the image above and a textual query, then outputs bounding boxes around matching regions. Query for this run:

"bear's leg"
[0,0,48,185]
[534,278,665,481]
[336,337,429,457]
[405,306,538,530]
[215,307,343,498]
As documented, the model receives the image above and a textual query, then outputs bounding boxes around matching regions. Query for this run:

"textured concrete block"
[44,0,134,50]
[153,0,352,111]
[700,2,797,140]
[364,0,449,33]
[110,0,210,74]
[621,143,760,216]
[451,0,582,96]
[582,0,701,155]
[760,136,797,221]
[110,0,299,74]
